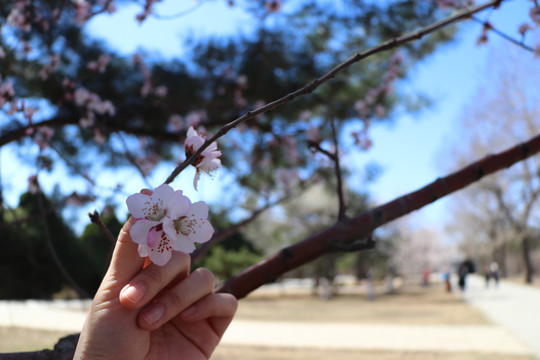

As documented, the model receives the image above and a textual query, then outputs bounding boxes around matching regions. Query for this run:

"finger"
[105,216,145,283]
[180,293,238,322]
[119,251,191,310]
[105,188,154,282]
[138,267,215,331]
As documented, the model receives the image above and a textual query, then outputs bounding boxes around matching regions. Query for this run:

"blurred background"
[0,0,539,358]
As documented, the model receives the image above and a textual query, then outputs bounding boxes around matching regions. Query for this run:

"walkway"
[463,275,540,357]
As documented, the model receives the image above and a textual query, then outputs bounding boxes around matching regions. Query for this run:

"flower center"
[145,200,166,221]
[173,216,194,236]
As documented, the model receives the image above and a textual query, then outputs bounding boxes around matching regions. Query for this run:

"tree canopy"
[1,0,539,300]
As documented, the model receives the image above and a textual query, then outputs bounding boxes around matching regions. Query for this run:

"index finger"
[105,216,146,284]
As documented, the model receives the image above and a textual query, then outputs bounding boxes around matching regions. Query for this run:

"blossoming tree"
[0,0,540,357]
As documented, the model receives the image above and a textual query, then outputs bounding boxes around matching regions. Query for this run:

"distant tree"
[0,192,90,298]
[444,50,540,283]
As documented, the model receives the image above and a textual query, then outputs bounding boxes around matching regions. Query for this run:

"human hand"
[74,216,238,360]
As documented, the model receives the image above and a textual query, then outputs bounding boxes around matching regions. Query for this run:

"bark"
[217,133,540,299]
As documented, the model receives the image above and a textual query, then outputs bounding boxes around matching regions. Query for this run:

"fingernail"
[122,283,145,304]
[143,304,164,325]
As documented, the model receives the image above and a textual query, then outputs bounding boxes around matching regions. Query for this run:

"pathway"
[462,275,540,358]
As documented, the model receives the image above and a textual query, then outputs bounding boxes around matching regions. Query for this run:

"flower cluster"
[71,87,116,127]
[126,184,214,266]
[185,127,222,190]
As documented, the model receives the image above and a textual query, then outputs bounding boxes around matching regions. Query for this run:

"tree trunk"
[521,236,534,284]
[493,243,507,278]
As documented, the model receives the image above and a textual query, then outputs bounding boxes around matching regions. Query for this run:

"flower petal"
[193,170,201,191]
[172,235,197,254]
[188,219,213,244]
[138,244,150,257]
[152,184,176,204]
[190,201,209,219]
[148,234,174,266]
[130,219,158,245]
[167,194,191,219]
[146,226,161,248]
[187,126,197,138]
[126,193,150,219]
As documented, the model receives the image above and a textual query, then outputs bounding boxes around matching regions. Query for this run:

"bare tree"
[444,49,540,283]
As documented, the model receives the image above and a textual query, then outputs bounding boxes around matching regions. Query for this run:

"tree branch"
[36,181,90,299]
[164,0,506,184]
[330,117,346,219]
[471,16,535,53]
[217,131,540,299]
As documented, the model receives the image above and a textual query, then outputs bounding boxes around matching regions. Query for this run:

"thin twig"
[35,179,90,299]
[471,16,535,52]
[309,142,336,161]
[88,210,117,244]
[88,210,117,276]
[217,130,540,299]
[49,143,96,186]
[164,0,505,185]
[152,0,206,20]
[116,133,153,188]
[330,117,346,220]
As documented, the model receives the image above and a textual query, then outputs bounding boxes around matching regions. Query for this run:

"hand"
[74,217,238,360]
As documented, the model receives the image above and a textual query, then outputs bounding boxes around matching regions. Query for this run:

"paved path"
[462,275,540,358]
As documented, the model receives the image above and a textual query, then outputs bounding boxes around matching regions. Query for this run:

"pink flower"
[185,127,222,190]
[162,200,213,254]
[126,184,214,265]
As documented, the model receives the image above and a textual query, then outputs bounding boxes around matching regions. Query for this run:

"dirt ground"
[212,346,536,360]
[234,284,488,325]
[0,283,536,359]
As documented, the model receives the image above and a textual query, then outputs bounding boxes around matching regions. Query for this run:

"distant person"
[458,259,475,292]
[422,267,430,287]
[490,261,500,287]
[442,271,452,293]
[484,265,491,288]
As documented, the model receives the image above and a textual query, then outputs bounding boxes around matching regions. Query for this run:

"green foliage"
[1,193,77,298]
[79,207,123,294]
[199,246,262,281]
[0,193,115,299]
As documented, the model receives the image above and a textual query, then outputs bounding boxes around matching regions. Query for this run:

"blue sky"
[2,0,535,234]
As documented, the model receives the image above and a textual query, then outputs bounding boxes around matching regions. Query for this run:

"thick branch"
[217,131,540,299]
[0,115,183,149]
[165,0,505,184]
